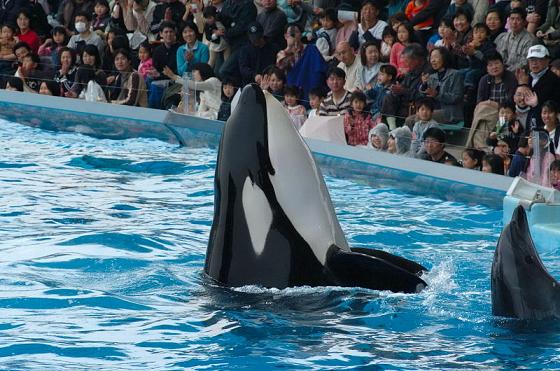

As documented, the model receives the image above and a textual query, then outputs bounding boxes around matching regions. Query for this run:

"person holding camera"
[276,24,305,70]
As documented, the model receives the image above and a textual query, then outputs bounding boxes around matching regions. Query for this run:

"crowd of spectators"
[2,0,560,187]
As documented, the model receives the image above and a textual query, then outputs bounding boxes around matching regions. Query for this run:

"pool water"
[2,119,560,369]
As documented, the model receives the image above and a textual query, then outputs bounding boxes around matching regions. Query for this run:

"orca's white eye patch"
[242,177,272,256]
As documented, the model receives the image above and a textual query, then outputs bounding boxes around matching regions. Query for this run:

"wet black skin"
[492,206,560,320]
[204,84,427,293]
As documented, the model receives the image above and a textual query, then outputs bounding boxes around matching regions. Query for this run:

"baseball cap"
[527,44,549,59]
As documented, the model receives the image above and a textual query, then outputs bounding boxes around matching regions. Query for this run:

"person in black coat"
[219,0,257,50]
[151,21,180,77]
[519,45,560,130]
[256,0,287,50]
[0,0,28,26]
[217,0,257,78]
[238,22,277,85]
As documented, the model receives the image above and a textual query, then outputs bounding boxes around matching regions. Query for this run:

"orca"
[204,84,427,293]
[491,205,560,320]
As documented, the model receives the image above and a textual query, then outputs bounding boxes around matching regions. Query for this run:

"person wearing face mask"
[67,11,105,58]
[121,0,157,41]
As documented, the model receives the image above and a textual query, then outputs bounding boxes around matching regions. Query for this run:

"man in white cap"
[518,44,560,129]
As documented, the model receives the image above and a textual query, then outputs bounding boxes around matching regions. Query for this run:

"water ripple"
[0,119,557,369]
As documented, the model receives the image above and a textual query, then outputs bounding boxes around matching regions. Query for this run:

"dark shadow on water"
[0,162,35,168]
[187,273,393,341]
[197,273,381,314]
[68,155,188,175]
[57,232,170,252]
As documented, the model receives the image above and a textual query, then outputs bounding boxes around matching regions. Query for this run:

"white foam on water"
[232,285,355,296]
[421,259,458,314]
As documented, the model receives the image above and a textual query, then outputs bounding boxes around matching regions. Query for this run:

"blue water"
[1,119,560,369]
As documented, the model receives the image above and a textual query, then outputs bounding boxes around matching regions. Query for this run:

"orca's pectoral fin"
[350,247,427,276]
[326,247,427,294]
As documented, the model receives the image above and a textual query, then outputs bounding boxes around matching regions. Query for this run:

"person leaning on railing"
[164,62,222,119]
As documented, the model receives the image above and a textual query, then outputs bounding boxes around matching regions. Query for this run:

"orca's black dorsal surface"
[491,205,560,320]
[204,84,427,293]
